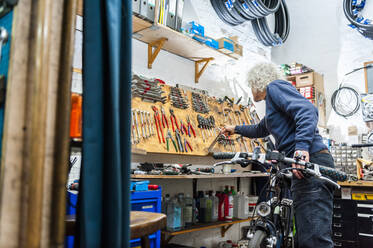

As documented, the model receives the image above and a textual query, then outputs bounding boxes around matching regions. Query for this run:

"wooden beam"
[147,38,167,69]
[50,0,77,246]
[195,58,214,83]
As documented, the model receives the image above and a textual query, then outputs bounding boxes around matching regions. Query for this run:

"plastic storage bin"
[130,187,162,248]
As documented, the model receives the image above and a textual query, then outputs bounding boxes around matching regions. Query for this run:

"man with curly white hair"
[222,61,334,248]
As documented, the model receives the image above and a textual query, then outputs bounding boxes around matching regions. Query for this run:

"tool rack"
[131,83,265,157]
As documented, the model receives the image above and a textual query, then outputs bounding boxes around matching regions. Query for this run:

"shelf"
[133,22,237,62]
[133,15,153,33]
[132,14,237,82]
[162,217,254,244]
[338,180,373,187]
[131,173,268,179]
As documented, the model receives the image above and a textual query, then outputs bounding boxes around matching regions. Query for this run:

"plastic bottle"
[166,197,182,231]
[177,193,185,228]
[212,191,219,222]
[192,197,198,224]
[242,193,249,219]
[162,194,170,214]
[197,191,206,223]
[205,191,212,223]
[226,191,234,220]
[184,194,193,227]
[217,191,225,221]
[230,186,237,196]
[233,191,241,219]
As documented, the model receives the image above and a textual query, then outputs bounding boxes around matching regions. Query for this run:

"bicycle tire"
[249,229,268,248]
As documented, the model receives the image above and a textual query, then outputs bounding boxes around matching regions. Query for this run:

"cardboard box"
[217,37,234,54]
[295,72,324,93]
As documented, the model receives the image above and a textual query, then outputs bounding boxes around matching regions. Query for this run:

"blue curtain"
[77,0,132,247]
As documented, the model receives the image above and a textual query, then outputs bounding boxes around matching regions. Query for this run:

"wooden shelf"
[133,22,237,62]
[131,173,268,179]
[338,180,373,187]
[162,217,254,244]
[133,15,153,33]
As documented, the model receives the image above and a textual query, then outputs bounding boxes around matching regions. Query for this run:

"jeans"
[291,152,335,248]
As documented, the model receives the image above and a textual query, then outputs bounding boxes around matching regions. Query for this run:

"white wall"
[271,0,342,121]
[271,0,373,143]
[132,1,269,247]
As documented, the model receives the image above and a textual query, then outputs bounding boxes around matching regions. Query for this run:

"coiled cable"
[331,86,360,118]
[343,0,373,39]
[210,0,290,47]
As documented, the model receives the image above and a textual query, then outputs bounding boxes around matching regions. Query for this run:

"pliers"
[187,115,196,138]
[175,129,184,152]
[169,108,179,132]
[151,106,165,144]
[166,131,178,152]
[161,107,169,129]
[184,138,193,153]
[179,120,188,135]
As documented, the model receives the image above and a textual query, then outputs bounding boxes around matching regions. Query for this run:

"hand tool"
[160,107,169,129]
[147,112,154,135]
[131,110,138,144]
[152,106,165,143]
[133,109,141,142]
[207,133,224,153]
[166,131,178,152]
[142,111,149,138]
[180,120,188,135]
[186,116,196,138]
[138,110,146,139]
[169,108,179,132]
[145,111,152,137]
[192,92,209,114]
[169,86,189,109]
[175,129,184,152]
[185,138,193,152]
[241,136,248,152]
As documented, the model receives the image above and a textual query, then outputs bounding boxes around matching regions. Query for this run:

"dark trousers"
[291,152,335,248]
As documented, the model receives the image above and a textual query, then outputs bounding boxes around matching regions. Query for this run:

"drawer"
[332,221,357,241]
[131,199,158,212]
[333,240,358,248]
[357,215,373,234]
[357,202,373,215]
[334,199,357,210]
[333,208,357,222]
[358,233,373,248]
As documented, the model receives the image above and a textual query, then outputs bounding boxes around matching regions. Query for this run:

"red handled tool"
[169,108,179,132]
[152,106,165,143]
[161,107,169,129]
[187,115,196,138]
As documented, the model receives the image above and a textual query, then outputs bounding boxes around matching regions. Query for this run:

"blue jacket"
[235,80,327,157]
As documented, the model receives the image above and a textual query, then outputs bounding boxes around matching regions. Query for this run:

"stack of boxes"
[331,144,361,175]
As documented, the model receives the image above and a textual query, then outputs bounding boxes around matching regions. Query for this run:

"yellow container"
[352,193,366,200]
[365,194,373,200]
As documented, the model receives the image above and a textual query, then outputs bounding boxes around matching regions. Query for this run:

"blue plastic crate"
[65,191,78,248]
[130,188,162,248]
[185,21,204,37]
[131,179,149,191]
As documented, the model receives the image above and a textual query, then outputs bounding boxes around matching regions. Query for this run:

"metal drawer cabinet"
[332,221,357,241]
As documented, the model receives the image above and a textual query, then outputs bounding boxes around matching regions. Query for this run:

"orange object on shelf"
[70,93,82,138]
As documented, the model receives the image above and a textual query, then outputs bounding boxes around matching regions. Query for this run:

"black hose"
[343,0,373,39]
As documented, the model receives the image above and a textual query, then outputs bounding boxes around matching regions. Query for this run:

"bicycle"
[212,147,351,248]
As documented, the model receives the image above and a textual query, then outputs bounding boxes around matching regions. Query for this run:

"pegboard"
[131,84,265,156]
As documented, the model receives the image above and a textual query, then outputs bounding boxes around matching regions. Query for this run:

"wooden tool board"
[131,84,264,156]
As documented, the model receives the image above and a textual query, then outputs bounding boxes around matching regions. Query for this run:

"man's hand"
[221,125,236,136]
[292,150,309,179]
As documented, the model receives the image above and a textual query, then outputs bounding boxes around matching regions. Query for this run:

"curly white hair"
[247,62,284,91]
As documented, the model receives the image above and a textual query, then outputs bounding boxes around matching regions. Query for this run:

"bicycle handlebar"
[212,151,348,183]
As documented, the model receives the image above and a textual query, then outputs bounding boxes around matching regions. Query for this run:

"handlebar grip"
[212,152,248,159]
[319,166,348,182]
[212,152,236,159]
